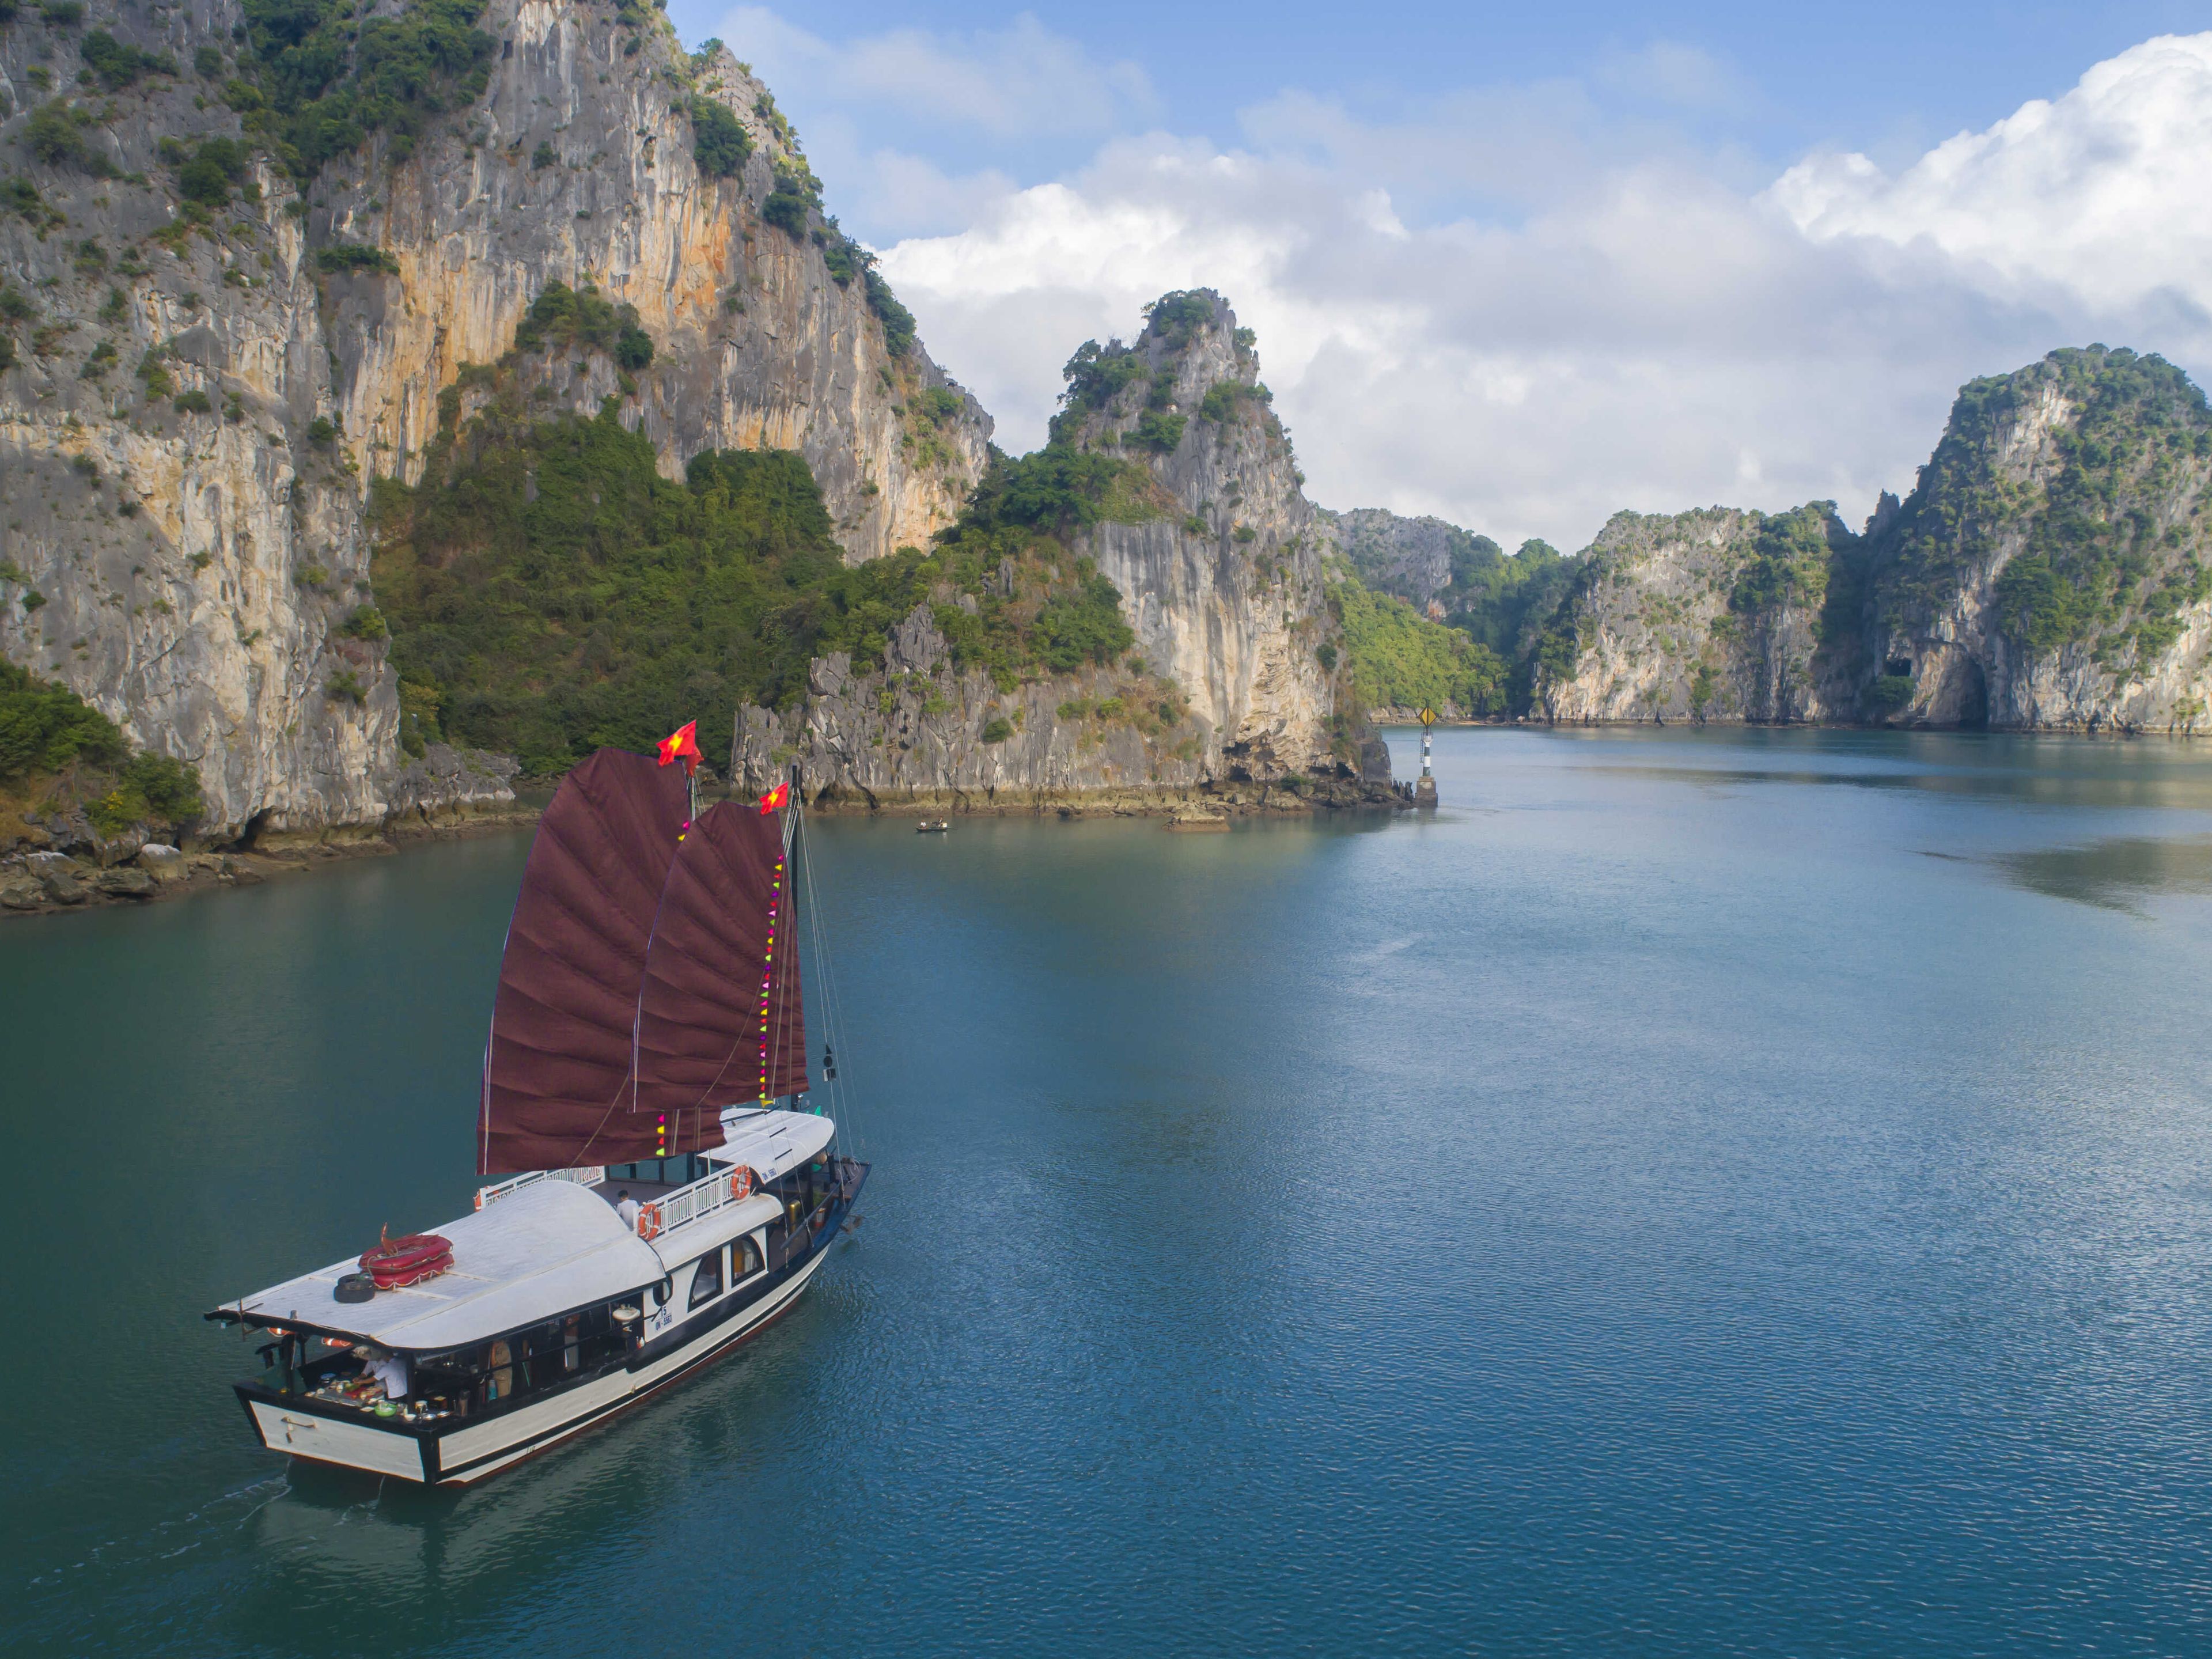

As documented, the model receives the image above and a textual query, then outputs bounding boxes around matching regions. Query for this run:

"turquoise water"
[9,726,2212,1655]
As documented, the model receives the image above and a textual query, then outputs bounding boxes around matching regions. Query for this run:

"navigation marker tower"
[1415,708,1438,810]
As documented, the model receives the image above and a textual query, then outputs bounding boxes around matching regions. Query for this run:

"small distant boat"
[207,744,866,1486]
[916,819,950,834]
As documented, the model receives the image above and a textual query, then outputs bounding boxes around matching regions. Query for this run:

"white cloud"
[881,129,2086,549]
[880,31,2212,553]
[1772,33,2212,331]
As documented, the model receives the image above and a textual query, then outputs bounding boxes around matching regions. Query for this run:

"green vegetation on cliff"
[1449,537,1574,660]
[1730,504,1838,619]
[374,361,1148,773]
[373,401,916,774]
[231,0,495,178]
[0,659,201,835]
[1332,513,1575,709]
[1331,578,1507,717]
[687,96,750,178]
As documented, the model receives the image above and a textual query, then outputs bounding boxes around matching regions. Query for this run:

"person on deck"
[364,1347,409,1400]
[615,1190,639,1230]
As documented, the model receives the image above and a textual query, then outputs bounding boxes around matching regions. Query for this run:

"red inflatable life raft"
[359,1230,454,1290]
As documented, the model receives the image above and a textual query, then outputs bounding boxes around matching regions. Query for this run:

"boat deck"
[210,1110,840,1351]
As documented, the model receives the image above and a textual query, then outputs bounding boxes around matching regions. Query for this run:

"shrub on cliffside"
[1330,578,1507,718]
[512,279,652,370]
[22,101,99,171]
[688,97,750,178]
[1033,567,1135,671]
[374,394,957,772]
[1730,504,1839,618]
[0,658,123,778]
[0,659,201,834]
[233,0,495,178]
[79,29,175,92]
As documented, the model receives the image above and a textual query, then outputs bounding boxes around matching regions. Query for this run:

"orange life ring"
[637,1202,663,1240]
[729,1167,754,1201]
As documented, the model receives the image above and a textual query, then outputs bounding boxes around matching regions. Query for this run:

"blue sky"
[668,2,2206,185]
[665,2,2212,549]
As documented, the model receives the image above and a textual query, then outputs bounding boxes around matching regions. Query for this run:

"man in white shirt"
[615,1189,640,1231]
[365,1348,408,1400]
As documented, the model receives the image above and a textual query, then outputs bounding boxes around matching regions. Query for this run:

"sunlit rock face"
[1534,349,2212,734]
[0,0,987,838]
[732,291,1396,810]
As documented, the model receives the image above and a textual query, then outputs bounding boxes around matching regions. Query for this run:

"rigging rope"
[796,793,867,1165]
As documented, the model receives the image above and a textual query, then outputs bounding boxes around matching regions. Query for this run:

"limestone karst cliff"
[17,3,2209,868]
[316,13,988,565]
[1856,347,2212,730]
[0,0,987,839]
[1531,504,1856,725]
[733,291,1395,810]
[1,0,394,838]
[1319,506,1573,717]
[1523,348,2212,732]
[1331,510,1571,665]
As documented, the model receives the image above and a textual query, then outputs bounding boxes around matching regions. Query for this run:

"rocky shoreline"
[0,725,1422,922]
[1,745,528,921]
[0,772,1412,921]
[0,802,543,921]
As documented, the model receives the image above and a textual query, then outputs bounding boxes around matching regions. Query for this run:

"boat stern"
[237,1387,437,1483]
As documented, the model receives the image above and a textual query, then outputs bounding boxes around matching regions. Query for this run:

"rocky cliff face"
[1075,293,1353,781]
[1531,348,2212,732]
[1859,348,2212,731]
[0,0,396,838]
[318,12,988,566]
[733,605,1207,815]
[1534,505,1855,725]
[733,292,1394,810]
[0,0,986,840]
[1325,508,1484,613]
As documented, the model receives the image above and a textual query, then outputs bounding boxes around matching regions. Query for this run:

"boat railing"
[644,1165,759,1241]
[475,1165,607,1211]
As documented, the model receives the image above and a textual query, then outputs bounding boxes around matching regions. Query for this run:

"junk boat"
[207,738,866,1486]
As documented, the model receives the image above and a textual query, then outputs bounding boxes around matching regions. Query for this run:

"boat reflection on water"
[234,1267,852,1613]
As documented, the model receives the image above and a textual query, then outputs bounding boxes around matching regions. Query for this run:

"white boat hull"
[241,1242,832,1486]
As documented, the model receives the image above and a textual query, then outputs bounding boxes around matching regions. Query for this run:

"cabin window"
[487,1338,516,1402]
[525,1320,574,1388]
[688,1249,722,1308]
[734,1236,762,1281]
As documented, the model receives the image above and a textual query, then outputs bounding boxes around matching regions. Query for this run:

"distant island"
[1335,346,2212,736]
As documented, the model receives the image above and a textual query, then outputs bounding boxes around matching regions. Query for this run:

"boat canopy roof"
[222,1181,714,1353]
[709,1108,836,1183]
[214,1110,840,1352]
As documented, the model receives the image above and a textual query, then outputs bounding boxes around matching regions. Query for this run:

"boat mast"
[782,764,804,1112]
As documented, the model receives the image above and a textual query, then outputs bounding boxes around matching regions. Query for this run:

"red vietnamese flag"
[656,721,702,775]
[757,780,789,815]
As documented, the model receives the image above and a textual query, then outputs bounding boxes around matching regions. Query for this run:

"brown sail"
[477,748,710,1174]
[633,799,809,1119]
